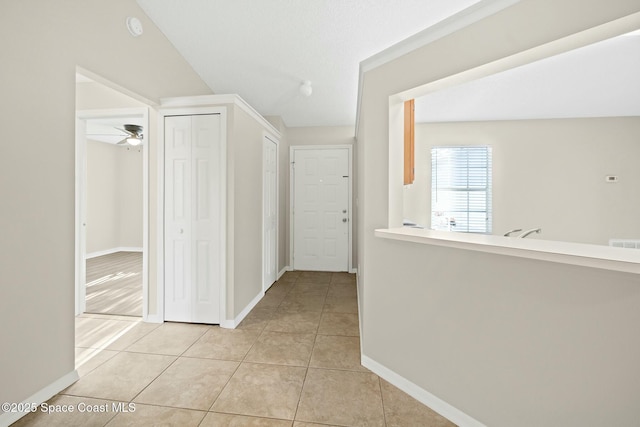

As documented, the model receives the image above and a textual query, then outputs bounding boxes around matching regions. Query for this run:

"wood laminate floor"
[85,251,142,317]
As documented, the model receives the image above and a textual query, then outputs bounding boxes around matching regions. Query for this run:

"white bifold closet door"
[164,114,222,324]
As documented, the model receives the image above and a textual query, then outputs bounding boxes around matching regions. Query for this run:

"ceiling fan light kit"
[116,124,144,146]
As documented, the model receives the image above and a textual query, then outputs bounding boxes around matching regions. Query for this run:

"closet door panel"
[191,114,221,323]
[164,113,222,324]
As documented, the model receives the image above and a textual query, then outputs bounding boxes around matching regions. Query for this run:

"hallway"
[13,271,454,426]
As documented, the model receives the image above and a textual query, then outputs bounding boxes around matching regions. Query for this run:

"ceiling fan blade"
[116,137,128,145]
[114,127,135,136]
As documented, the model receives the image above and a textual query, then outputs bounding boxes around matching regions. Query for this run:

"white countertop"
[375,227,640,274]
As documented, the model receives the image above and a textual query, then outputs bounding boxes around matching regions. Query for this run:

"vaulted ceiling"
[136,1,640,127]
[136,0,481,127]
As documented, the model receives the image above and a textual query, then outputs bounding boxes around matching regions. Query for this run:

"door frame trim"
[157,105,228,325]
[262,132,279,293]
[75,107,150,319]
[289,144,353,272]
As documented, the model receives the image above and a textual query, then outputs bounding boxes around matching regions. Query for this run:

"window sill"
[375,227,640,274]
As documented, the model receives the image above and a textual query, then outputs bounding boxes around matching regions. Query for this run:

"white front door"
[263,136,277,291]
[164,114,222,324]
[293,147,350,272]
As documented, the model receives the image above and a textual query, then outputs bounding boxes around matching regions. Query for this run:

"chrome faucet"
[519,228,541,238]
[503,228,522,237]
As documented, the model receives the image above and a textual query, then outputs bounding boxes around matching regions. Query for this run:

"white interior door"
[164,114,222,324]
[293,148,349,272]
[263,136,277,291]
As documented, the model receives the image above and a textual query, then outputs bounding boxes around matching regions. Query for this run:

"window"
[431,146,492,233]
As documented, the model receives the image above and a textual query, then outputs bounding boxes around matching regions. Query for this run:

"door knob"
[179,228,184,234]
[342,218,348,223]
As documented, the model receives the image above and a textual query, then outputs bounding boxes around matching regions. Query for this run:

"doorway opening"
[75,71,150,320]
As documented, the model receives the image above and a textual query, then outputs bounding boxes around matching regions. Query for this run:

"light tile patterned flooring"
[12,271,455,427]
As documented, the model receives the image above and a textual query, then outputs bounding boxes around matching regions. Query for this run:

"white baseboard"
[85,247,143,259]
[0,370,80,427]
[278,266,292,279]
[143,313,164,324]
[220,291,264,329]
[356,273,363,350]
[361,355,486,427]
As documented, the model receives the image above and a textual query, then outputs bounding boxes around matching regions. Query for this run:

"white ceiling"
[136,0,481,127]
[135,1,639,128]
[415,30,640,123]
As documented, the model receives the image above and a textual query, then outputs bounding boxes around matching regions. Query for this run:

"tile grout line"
[205,284,288,415]
[379,375,390,427]
[122,324,211,411]
[64,271,360,427]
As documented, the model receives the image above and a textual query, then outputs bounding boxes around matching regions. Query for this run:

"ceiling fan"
[86,123,144,146]
[115,124,143,146]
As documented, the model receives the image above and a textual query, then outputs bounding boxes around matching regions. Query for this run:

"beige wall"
[357,1,640,426]
[76,81,148,110]
[265,116,290,274]
[228,105,270,317]
[286,126,355,147]
[404,117,640,245]
[0,0,211,412]
[86,140,143,254]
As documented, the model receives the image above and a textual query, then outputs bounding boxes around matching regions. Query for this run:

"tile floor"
[12,271,455,427]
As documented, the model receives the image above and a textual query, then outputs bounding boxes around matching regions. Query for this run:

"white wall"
[118,145,143,248]
[86,140,119,253]
[0,0,211,418]
[86,140,142,255]
[357,1,640,426]
[404,117,640,245]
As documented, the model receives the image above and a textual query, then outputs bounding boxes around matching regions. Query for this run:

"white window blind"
[431,146,492,233]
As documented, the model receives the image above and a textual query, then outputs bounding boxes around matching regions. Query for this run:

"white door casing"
[164,114,222,324]
[263,135,278,291]
[292,146,351,272]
